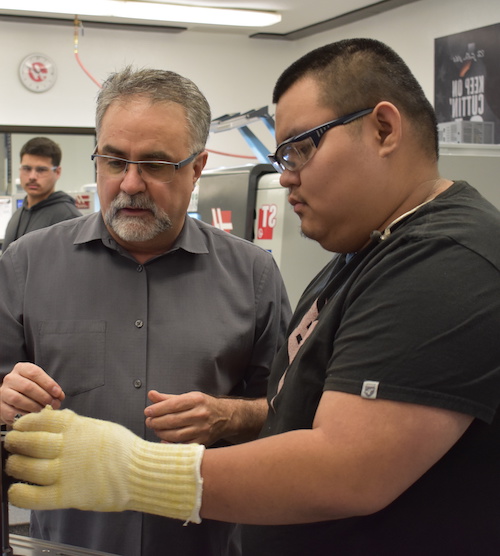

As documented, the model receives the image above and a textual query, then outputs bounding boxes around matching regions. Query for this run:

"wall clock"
[19,53,57,93]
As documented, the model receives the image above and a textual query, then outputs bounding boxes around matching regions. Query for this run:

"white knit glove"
[5,406,205,523]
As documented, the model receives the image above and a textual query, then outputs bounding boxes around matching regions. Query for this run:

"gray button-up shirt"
[0,211,291,556]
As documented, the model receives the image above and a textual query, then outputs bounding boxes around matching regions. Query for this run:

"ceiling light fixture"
[0,0,281,27]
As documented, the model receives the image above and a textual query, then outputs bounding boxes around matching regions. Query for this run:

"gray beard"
[104,192,173,242]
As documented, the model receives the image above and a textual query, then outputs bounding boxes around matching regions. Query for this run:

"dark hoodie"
[2,191,82,253]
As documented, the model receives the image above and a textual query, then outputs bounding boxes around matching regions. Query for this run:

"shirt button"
[135,320,144,328]
[133,379,142,389]
[136,265,143,272]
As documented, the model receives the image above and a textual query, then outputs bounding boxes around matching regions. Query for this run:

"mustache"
[110,192,158,212]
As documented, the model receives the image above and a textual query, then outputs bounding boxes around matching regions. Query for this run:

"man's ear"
[192,150,208,184]
[371,102,402,158]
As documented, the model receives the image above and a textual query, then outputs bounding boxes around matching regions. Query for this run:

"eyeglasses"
[91,150,200,185]
[20,165,58,175]
[268,108,374,173]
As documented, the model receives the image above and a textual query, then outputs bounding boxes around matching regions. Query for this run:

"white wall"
[0,19,291,171]
[0,0,499,171]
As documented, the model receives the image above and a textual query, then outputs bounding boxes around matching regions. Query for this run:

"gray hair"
[95,66,211,154]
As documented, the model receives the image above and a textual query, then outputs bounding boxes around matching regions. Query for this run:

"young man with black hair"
[2,137,81,252]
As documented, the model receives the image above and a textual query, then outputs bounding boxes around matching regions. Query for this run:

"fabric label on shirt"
[361,380,379,399]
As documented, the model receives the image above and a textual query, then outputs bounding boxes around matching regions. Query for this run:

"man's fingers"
[6,454,60,485]
[9,483,59,510]
[5,430,62,458]
[12,363,64,398]
[11,406,72,433]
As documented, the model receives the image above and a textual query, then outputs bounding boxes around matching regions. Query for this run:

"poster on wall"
[434,23,500,144]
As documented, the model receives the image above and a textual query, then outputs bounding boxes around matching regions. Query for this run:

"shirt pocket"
[37,320,106,396]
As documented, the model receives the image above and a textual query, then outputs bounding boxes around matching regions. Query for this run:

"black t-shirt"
[243,182,500,555]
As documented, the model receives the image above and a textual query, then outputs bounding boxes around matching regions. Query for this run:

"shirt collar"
[73,212,209,256]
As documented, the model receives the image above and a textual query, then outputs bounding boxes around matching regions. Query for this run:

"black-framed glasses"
[20,165,58,175]
[268,107,374,173]
[91,149,200,185]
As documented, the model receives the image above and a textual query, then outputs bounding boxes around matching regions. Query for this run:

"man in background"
[2,137,82,252]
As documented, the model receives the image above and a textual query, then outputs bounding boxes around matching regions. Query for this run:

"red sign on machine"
[74,194,91,210]
[211,208,233,233]
[257,204,277,240]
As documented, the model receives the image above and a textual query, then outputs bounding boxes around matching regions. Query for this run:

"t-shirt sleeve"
[325,238,500,423]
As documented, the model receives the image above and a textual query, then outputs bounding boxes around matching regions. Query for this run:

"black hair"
[20,137,62,166]
[273,38,439,159]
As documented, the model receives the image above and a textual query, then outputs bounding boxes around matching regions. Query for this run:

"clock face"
[19,53,57,93]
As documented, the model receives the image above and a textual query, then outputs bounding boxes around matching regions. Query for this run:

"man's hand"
[0,363,65,425]
[145,390,268,446]
[6,406,204,522]
[145,390,232,446]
